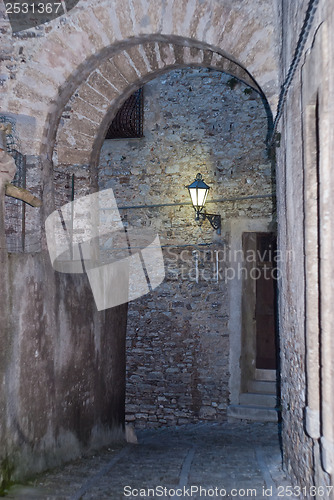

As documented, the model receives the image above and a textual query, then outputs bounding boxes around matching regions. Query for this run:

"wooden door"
[255,233,277,370]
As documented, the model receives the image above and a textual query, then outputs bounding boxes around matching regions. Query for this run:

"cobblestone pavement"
[7,422,291,500]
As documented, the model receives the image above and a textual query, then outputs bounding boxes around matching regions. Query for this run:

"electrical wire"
[100,193,274,211]
[269,0,320,145]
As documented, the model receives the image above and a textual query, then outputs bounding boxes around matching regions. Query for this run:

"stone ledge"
[227,404,279,423]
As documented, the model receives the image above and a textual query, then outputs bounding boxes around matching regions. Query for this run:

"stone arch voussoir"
[4,0,278,159]
[53,37,271,169]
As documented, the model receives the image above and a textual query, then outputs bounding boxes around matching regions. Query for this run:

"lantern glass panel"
[187,173,210,213]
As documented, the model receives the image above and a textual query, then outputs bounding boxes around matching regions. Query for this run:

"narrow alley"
[1,0,334,496]
[6,422,292,500]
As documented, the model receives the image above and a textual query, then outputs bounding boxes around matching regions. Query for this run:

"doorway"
[255,233,277,371]
[228,224,278,421]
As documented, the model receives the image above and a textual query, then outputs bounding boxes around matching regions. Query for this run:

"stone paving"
[7,422,291,500]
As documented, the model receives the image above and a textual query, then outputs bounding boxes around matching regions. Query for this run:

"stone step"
[227,404,279,423]
[239,392,277,408]
[255,369,276,381]
[248,380,276,394]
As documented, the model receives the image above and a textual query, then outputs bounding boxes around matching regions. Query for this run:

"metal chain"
[269,0,320,145]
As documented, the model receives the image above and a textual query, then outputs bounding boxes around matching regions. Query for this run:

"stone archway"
[3,0,279,159]
[46,28,278,427]
[52,37,274,173]
[53,61,274,428]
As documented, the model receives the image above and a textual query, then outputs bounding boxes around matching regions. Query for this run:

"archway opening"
[93,66,277,429]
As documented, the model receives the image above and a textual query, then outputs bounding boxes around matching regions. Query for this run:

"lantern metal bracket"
[205,212,221,231]
[195,210,221,233]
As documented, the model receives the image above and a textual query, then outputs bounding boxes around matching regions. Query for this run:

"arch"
[52,37,274,170]
[3,0,279,157]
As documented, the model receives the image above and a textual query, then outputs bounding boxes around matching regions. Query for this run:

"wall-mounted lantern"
[186,173,221,232]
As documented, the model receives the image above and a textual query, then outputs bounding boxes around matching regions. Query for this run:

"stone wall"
[0,251,127,486]
[276,0,334,494]
[125,245,230,428]
[97,67,274,428]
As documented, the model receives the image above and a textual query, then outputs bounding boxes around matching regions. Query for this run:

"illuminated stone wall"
[98,67,274,427]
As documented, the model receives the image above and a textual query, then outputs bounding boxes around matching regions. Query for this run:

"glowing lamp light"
[187,173,210,219]
[186,173,221,232]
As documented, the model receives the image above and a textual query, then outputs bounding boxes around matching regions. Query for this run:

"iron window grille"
[106,88,144,139]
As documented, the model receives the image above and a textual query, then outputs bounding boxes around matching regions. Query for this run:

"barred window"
[106,88,144,139]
